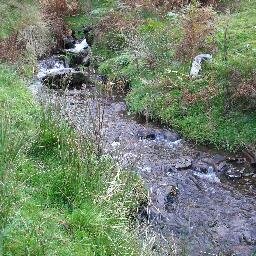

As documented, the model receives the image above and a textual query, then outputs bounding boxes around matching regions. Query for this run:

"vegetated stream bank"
[31,42,256,256]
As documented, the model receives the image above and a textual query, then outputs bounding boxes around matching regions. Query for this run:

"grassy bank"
[69,0,256,151]
[1,1,146,255]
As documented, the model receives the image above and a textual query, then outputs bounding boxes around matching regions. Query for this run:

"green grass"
[0,1,148,254]
[0,0,40,39]
[79,0,256,151]
[0,65,145,255]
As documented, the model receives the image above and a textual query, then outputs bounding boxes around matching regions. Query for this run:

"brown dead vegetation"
[0,0,79,62]
[182,85,219,106]
[0,34,25,62]
[123,0,219,11]
[96,10,142,36]
[41,0,79,48]
[176,4,216,60]
[232,78,256,110]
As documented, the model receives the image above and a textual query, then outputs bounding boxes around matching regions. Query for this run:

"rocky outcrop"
[190,54,212,78]
[42,69,89,89]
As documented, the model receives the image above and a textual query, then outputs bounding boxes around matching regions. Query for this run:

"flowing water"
[30,55,256,256]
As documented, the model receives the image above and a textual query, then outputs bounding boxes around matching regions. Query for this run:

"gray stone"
[225,168,243,180]
[175,157,192,169]
[69,48,90,67]
[242,231,256,245]
[212,154,226,164]
[190,54,212,78]
[193,161,210,173]
[42,71,89,90]
[163,130,180,142]
[63,36,75,49]
[216,161,228,172]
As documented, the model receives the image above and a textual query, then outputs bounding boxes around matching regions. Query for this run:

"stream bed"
[30,55,256,256]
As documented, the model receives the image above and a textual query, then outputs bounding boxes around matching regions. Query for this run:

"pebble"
[175,157,192,169]
[225,168,243,179]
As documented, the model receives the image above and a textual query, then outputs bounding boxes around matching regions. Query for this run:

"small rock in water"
[242,231,256,245]
[137,130,156,140]
[193,160,210,174]
[83,26,93,34]
[208,220,218,228]
[212,154,226,164]
[69,48,90,67]
[243,171,254,177]
[175,157,192,169]
[165,185,179,210]
[83,26,94,46]
[217,161,229,172]
[226,157,247,164]
[63,36,76,49]
[163,130,180,142]
[225,167,243,180]
[146,133,156,140]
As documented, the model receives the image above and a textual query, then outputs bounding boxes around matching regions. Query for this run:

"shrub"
[176,3,216,60]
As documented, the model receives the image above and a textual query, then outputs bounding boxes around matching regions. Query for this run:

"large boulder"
[42,69,89,90]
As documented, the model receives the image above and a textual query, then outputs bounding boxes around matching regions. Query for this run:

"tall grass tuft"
[0,64,145,255]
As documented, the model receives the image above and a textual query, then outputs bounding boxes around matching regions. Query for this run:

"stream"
[30,50,256,256]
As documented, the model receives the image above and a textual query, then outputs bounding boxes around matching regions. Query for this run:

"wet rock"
[243,172,254,177]
[227,157,247,164]
[136,204,149,222]
[146,133,156,140]
[137,205,166,224]
[193,160,210,174]
[165,185,179,210]
[83,26,93,34]
[162,130,180,142]
[196,156,229,173]
[83,26,94,46]
[65,39,91,67]
[217,161,229,172]
[242,231,256,245]
[208,220,218,228]
[69,48,90,67]
[167,166,178,173]
[96,75,108,84]
[225,167,243,180]
[175,157,192,169]
[212,154,226,164]
[42,71,89,90]
[63,36,75,49]
[244,146,256,168]
[137,131,145,140]
[137,131,156,140]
